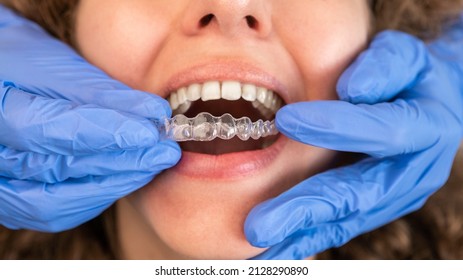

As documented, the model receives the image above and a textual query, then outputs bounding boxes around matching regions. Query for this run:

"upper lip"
[160,59,290,104]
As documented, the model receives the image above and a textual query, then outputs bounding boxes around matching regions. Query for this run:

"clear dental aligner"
[160,112,279,142]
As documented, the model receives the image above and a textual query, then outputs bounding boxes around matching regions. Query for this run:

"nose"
[182,0,272,38]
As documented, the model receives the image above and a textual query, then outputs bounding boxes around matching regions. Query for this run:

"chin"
[130,138,335,259]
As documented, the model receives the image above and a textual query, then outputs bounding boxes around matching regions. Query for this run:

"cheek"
[277,3,370,101]
[75,1,171,88]
[297,34,368,101]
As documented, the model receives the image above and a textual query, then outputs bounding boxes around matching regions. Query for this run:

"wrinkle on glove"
[0,84,162,155]
[0,141,180,183]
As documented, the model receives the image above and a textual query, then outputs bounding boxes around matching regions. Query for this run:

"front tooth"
[201,81,221,101]
[177,87,187,105]
[175,100,191,115]
[271,97,282,112]
[263,90,274,109]
[256,87,268,104]
[242,84,257,101]
[186,83,201,101]
[169,92,179,110]
[221,81,241,100]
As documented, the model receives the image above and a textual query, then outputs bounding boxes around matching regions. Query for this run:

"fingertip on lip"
[164,140,182,157]
[158,99,173,118]
[275,105,298,132]
[144,94,173,119]
[147,140,182,169]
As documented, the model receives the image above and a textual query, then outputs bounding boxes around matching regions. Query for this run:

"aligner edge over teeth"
[160,112,278,142]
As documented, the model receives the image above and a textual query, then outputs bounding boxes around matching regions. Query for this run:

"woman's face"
[76,0,370,259]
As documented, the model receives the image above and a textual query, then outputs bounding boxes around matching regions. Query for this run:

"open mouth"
[167,80,285,155]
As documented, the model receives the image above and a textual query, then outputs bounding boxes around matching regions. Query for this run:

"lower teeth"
[157,112,278,142]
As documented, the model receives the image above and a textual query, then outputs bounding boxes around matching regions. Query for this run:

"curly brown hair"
[372,0,463,39]
[0,0,462,259]
[0,0,78,45]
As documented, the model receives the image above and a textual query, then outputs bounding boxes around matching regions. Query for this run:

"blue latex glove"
[246,23,463,259]
[0,6,181,232]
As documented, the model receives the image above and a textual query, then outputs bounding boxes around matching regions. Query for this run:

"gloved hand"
[245,23,463,259]
[0,5,181,232]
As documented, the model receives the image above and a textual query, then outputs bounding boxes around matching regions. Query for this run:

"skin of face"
[75,0,371,259]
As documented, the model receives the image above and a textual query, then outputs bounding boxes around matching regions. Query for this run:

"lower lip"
[171,135,288,180]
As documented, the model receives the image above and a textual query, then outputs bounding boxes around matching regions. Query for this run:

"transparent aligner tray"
[158,112,279,142]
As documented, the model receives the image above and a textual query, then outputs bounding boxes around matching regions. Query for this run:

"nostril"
[196,14,262,32]
[199,14,214,27]
[245,15,258,29]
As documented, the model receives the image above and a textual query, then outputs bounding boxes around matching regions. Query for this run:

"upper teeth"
[168,81,283,117]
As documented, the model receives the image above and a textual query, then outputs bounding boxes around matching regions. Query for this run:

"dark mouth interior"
[179,99,279,155]
[183,99,266,121]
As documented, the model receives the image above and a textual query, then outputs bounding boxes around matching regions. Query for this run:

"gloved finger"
[250,226,352,260]
[0,140,180,183]
[250,187,435,260]
[0,85,165,155]
[276,98,440,158]
[337,30,428,104]
[0,8,170,119]
[0,170,155,232]
[245,151,444,248]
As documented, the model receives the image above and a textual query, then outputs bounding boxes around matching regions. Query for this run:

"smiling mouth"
[166,80,285,155]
